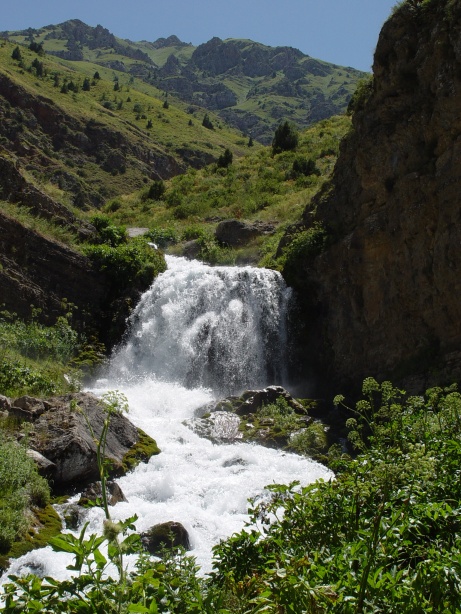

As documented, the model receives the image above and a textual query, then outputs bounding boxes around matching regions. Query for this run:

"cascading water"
[4,256,332,579]
[109,256,292,394]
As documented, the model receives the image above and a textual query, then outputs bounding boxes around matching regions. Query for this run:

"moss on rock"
[0,504,62,573]
[121,427,160,473]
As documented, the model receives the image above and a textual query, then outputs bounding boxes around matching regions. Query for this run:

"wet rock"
[141,521,190,556]
[62,504,82,530]
[78,480,128,507]
[28,392,145,487]
[197,386,306,417]
[184,411,242,443]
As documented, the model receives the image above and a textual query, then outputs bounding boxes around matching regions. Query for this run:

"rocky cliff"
[287,0,461,393]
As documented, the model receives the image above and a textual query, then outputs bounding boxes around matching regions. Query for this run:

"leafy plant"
[0,435,50,553]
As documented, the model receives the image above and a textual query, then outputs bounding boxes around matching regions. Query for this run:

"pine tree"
[11,46,22,61]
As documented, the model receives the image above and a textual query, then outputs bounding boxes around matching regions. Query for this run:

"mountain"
[3,20,367,144]
[0,37,251,211]
[281,0,461,395]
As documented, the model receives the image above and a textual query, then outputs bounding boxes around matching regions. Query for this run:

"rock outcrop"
[2,392,160,487]
[285,0,461,393]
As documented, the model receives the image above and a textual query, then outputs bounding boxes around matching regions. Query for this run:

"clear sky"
[3,0,398,72]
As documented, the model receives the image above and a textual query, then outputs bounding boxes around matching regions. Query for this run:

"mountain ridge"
[3,19,367,143]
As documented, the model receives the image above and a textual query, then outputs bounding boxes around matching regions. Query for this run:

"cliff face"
[291,0,461,393]
[0,212,153,347]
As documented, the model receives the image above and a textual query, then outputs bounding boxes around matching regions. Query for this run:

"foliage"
[143,180,166,202]
[3,379,461,611]
[0,434,50,553]
[0,310,87,397]
[202,113,214,130]
[11,46,22,61]
[106,115,350,267]
[347,76,374,115]
[211,379,461,612]
[272,120,299,155]
[89,214,128,247]
[84,237,166,288]
[282,223,329,282]
[217,148,233,168]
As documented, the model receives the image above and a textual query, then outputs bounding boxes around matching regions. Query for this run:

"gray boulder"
[28,392,142,486]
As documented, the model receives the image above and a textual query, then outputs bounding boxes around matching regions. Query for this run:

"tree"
[163,100,169,109]
[146,119,153,129]
[93,71,101,80]
[217,148,233,168]
[82,77,91,91]
[202,113,214,130]
[144,180,166,201]
[11,46,22,61]
[272,121,299,155]
[29,41,45,56]
[31,58,44,77]
[248,136,254,147]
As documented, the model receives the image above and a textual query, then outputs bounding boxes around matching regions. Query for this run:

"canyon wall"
[289,0,461,393]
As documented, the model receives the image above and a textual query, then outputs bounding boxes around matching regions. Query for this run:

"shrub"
[11,46,22,61]
[0,436,50,552]
[143,180,166,202]
[202,113,214,130]
[272,121,299,154]
[146,227,178,248]
[89,214,127,247]
[347,75,374,115]
[84,238,166,288]
[217,148,233,168]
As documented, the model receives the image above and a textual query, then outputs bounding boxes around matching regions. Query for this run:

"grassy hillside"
[3,20,366,143]
[102,114,351,267]
[0,38,253,212]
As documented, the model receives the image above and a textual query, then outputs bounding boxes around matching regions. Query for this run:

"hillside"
[2,20,367,144]
[0,38,252,211]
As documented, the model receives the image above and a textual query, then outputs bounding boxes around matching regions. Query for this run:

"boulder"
[26,449,57,478]
[9,396,51,422]
[28,392,149,487]
[78,480,128,507]
[187,386,311,447]
[0,395,11,412]
[184,411,242,443]
[141,521,190,556]
[196,386,306,417]
[215,219,275,247]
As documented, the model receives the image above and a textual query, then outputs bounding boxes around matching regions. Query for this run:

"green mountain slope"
[0,38,251,211]
[3,20,367,144]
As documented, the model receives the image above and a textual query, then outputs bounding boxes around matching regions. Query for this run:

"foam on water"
[4,257,332,580]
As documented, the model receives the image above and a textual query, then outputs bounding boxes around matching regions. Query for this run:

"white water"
[5,257,332,579]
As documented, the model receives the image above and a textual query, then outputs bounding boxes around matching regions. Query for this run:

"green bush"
[89,214,127,247]
[147,226,179,249]
[143,180,166,202]
[0,436,50,552]
[0,359,57,397]
[347,75,374,115]
[84,238,166,287]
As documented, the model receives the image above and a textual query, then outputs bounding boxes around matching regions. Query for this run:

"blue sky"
[3,0,397,72]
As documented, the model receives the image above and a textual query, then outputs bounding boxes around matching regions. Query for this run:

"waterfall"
[110,256,292,395]
[4,257,332,579]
